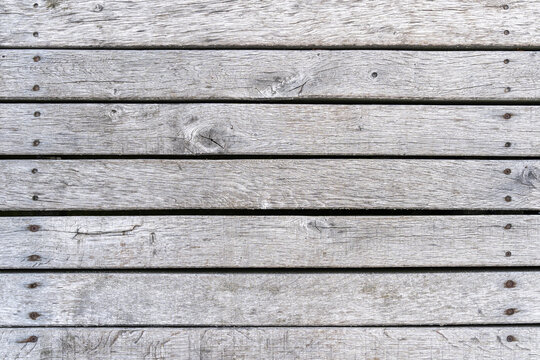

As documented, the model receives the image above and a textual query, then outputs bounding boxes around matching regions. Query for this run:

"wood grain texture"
[2,327,539,359]
[1,271,538,326]
[2,215,539,269]
[2,104,539,156]
[1,0,538,47]
[1,50,538,101]
[2,160,540,210]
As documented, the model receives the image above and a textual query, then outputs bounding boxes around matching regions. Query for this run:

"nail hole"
[504,223,512,229]
[503,30,510,35]
[504,142,511,148]
[33,56,40,62]
[506,335,516,342]
[34,111,41,117]
[33,32,39,38]
[29,312,41,320]
[32,195,39,201]
[504,308,516,316]
[503,59,510,64]
[371,72,378,78]
[28,225,40,232]
[503,113,512,119]
[505,280,516,288]
[27,254,41,261]
[32,85,40,91]
[33,139,40,146]
[505,195,512,202]
[31,168,38,174]
[505,251,512,257]
[27,282,39,289]
[504,87,511,93]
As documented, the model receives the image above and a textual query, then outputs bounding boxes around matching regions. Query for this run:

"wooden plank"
[2,160,540,210]
[2,215,539,269]
[2,327,539,359]
[0,271,538,326]
[1,0,539,48]
[1,50,538,101]
[2,104,539,156]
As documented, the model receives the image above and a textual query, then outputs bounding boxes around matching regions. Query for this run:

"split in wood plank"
[1,50,538,101]
[1,0,538,47]
[2,160,540,210]
[2,215,539,269]
[2,104,539,156]
[2,327,539,359]
[0,271,538,326]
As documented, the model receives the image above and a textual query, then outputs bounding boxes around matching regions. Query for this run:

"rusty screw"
[505,280,516,288]
[505,308,516,316]
[505,251,512,257]
[503,168,511,175]
[503,113,512,119]
[32,85,40,91]
[33,55,40,62]
[505,195,512,202]
[506,335,516,342]
[28,312,41,320]
[27,282,39,289]
[28,224,40,232]
[504,223,512,229]
[16,335,38,343]
[27,254,41,261]
[33,139,40,146]
[503,59,510,64]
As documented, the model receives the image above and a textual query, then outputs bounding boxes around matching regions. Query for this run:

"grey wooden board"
[1,271,538,326]
[2,160,540,210]
[2,327,539,359]
[1,50,538,101]
[1,0,539,48]
[2,215,539,269]
[2,104,540,156]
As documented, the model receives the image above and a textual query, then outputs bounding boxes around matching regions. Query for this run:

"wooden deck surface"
[1,0,540,358]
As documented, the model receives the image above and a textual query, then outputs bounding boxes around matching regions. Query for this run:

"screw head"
[504,223,512,229]
[33,139,40,146]
[32,85,40,91]
[27,335,38,342]
[506,335,516,342]
[505,280,516,288]
[32,195,39,201]
[505,195,512,202]
[503,59,510,64]
[504,87,511,93]
[371,72,378,78]
[504,30,510,35]
[27,254,41,261]
[503,113,512,119]
[33,3,39,8]
[34,111,41,117]
[505,251,512,257]
[503,168,511,175]
[33,32,39,37]
[505,308,516,316]
[28,312,41,320]
[28,225,40,232]
[27,282,39,289]
[33,56,40,62]
[502,4,509,10]
[31,168,38,174]
[504,142,511,148]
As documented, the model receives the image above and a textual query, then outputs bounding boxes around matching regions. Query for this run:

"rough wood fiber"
[2,104,539,156]
[2,327,539,359]
[1,50,538,101]
[1,0,538,48]
[0,272,538,326]
[2,215,539,269]
[2,160,540,210]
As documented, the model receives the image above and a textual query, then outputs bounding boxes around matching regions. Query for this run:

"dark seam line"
[1,324,539,328]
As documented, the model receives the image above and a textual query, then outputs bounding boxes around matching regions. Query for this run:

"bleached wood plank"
[2,215,539,268]
[2,327,538,359]
[1,272,538,326]
[2,160,539,210]
[1,50,538,101]
[1,0,538,48]
[2,104,539,156]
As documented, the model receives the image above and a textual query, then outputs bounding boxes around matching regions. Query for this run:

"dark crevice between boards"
[0,209,539,217]
[1,324,540,329]
[2,267,540,274]
[1,99,540,106]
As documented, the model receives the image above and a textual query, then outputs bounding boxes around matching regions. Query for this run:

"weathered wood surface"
[1,0,539,48]
[2,160,540,210]
[2,327,539,359]
[1,272,538,325]
[2,104,539,156]
[1,50,538,101]
[2,215,539,269]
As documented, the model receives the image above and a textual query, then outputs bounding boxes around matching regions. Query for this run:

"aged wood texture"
[2,160,540,210]
[1,0,538,48]
[2,215,538,269]
[0,272,538,326]
[2,327,539,359]
[1,50,538,101]
[2,104,539,156]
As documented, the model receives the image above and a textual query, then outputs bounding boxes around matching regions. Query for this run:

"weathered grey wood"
[3,104,539,156]
[2,327,539,359]
[2,160,540,210]
[1,271,538,325]
[2,215,539,269]
[1,50,538,101]
[1,0,539,48]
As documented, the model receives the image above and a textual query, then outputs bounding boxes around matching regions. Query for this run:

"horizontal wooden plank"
[2,160,540,210]
[1,0,539,47]
[2,215,539,268]
[1,50,538,101]
[1,272,538,325]
[2,104,539,156]
[2,327,539,359]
